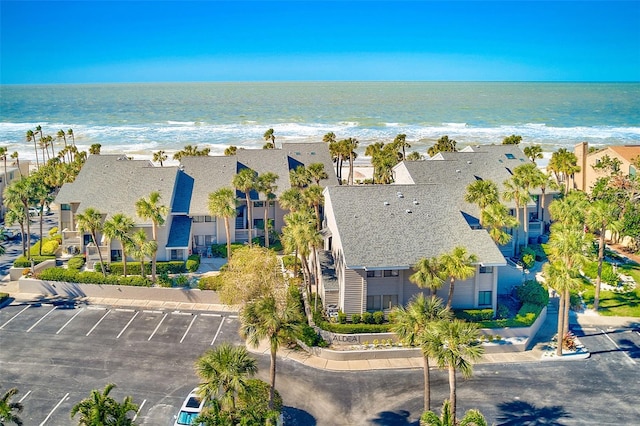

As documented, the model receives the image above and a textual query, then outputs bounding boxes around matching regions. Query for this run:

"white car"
[28,205,50,216]
[174,387,205,426]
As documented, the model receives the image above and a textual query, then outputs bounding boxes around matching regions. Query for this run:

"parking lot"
[0,301,243,425]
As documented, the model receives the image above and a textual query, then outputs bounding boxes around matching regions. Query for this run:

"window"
[205,215,214,222]
[366,295,381,311]
[478,291,492,306]
[631,165,637,177]
[383,270,399,277]
[253,201,264,208]
[61,204,71,211]
[479,266,493,274]
[170,249,181,260]
[193,216,204,223]
[382,295,398,309]
[366,270,382,278]
[505,153,516,159]
[111,250,122,262]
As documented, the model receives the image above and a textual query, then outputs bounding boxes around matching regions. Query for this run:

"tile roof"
[325,184,506,270]
[604,145,640,163]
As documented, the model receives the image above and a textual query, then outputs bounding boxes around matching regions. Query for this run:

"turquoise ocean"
[1,82,639,166]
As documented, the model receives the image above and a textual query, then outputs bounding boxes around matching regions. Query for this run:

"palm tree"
[26,129,40,167]
[391,294,452,412]
[76,207,107,275]
[56,130,69,162]
[10,152,22,178]
[438,246,478,309]
[523,144,543,164]
[5,206,27,257]
[502,134,522,145]
[240,294,302,409]
[224,145,237,156]
[70,383,138,426]
[152,150,167,167]
[548,191,589,229]
[173,144,210,161]
[464,180,499,226]
[410,257,444,296]
[428,320,484,423]
[0,146,8,190]
[481,202,519,246]
[89,143,102,155]
[427,135,457,157]
[30,175,53,255]
[343,137,359,185]
[365,142,385,184]
[128,229,156,279]
[103,213,135,276]
[208,188,238,262]
[278,188,305,213]
[289,165,311,188]
[502,177,529,250]
[0,386,24,426]
[3,179,36,259]
[586,200,621,311]
[303,184,324,231]
[393,133,410,161]
[195,343,258,414]
[257,172,278,248]
[263,128,276,149]
[543,259,576,357]
[548,148,581,195]
[307,162,328,185]
[135,191,168,282]
[512,163,546,247]
[323,132,341,180]
[281,210,317,291]
[233,168,258,246]
[420,399,488,426]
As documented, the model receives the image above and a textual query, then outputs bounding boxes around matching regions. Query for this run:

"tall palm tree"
[303,184,324,231]
[70,383,138,426]
[464,180,499,226]
[233,168,258,246]
[30,175,53,255]
[281,210,316,290]
[0,386,24,426]
[240,294,302,409]
[512,163,546,247]
[548,148,581,195]
[76,207,107,276]
[103,213,135,276]
[195,343,258,414]
[391,294,452,412]
[56,130,69,162]
[393,133,410,161]
[428,320,484,423]
[420,399,488,426]
[3,179,36,259]
[263,128,276,149]
[410,257,444,296]
[481,202,519,246]
[438,246,478,309]
[586,200,621,311]
[224,145,237,156]
[152,150,167,167]
[289,165,311,188]
[128,229,156,279]
[5,206,27,257]
[208,188,238,262]
[89,143,102,155]
[523,144,543,165]
[10,152,22,178]
[543,259,577,357]
[343,138,359,185]
[307,162,328,185]
[365,142,385,184]
[135,191,168,281]
[173,144,210,161]
[0,146,8,190]
[548,190,589,229]
[26,129,40,167]
[279,188,305,213]
[502,177,530,250]
[323,132,341,180]
[257,172,278,248]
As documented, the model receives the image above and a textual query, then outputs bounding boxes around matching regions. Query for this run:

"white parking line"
[117,311,139,339]
[200,313,221,317]
[116,308,135,313]
[56,307,85,335]
[0,305,30,329]
[601,329,637,365]
[18,390,31,403]
[228,315,238,319]
[210,320,224,346]
[148,313,168,341]
[27,306,58,332]
[132,399,146,422]
[39,392,69,425]
[172,311,193,316]
[180,315,198,343]
[143,310,163,314]
[86,309,111,336]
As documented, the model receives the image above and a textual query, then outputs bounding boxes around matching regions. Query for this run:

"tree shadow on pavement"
[369,410,419,425]
[281,406,316,425]
[496,400,571,425]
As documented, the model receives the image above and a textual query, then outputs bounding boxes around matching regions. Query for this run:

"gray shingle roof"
[180,156,237,216]
[55,155,179,224]
[325,184,506,270]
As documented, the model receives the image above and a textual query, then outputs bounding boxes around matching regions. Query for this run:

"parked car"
[174,387,205,426]
[28,205,50,216]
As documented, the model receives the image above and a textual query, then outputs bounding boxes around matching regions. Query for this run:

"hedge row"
[37,268,153,287]
[317,321,392,334]
[516,280,549,306]
[454,308,494,322]
[100,261,186,275]
[14,256,56,267]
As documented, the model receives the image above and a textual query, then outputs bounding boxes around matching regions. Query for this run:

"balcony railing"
[62,229,81,246]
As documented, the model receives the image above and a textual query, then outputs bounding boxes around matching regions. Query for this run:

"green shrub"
[13,255,55,267]
[317,321,392,334]
[0,292,9,303]
[198,275,225,291]
[337,311,347,324]
[496,304,511,319]
[186,256,200,273]
[361,312,373,324]
[157,272,173,287]
[67,255,86,270]
[282,255,301,274]
[210,243,245,258]
[107,261,186,275]
[516,280,549,306]
[583,261,619,285]
[372,311,385,324]
[40,240,59,255]
[520,246,537,269]
[174,274,189,287]
[351,313,362,324]
[455,309,494,321]
[37,267,152,287]
[299,324,328,347]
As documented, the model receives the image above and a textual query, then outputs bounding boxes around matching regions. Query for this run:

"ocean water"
[1,82,639,165]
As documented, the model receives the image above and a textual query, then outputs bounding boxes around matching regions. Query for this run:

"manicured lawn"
[583,287,640,317]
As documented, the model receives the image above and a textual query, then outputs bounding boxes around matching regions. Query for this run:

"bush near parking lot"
[37,268,152,286]
[102,261,186,275]
[198,274,224,291]
[30,237,61,256]
[186,254,200,272]
[67,255,85,270]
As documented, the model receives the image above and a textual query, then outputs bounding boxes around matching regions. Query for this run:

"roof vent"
[397,192,404,198]
[405,209,412,214]
[384,201,390,206]
[456,169,461,173]
[467,160,472,164]
[413,199,419,205]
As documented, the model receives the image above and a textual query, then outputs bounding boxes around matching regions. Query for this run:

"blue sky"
[1,1,639,83]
